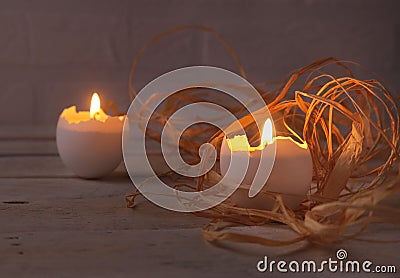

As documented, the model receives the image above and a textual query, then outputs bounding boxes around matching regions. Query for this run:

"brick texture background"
[0,0,399,126]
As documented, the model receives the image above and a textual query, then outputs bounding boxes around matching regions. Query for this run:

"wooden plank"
[0,178,208,233]
[0,156,129,178]
[0,125,56,140]
[0,125,57,156]
[0,140,58,156]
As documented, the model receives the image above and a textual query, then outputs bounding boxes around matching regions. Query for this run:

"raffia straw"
[126,26,400,247]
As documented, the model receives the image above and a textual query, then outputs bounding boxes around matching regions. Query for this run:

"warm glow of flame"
[90,92,101,119]
[226,118,308,152]
[227,119,274,152]
[59,92,123,124]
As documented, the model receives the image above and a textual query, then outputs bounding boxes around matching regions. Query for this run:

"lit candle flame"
[260,118,273,146]
[90,92,101,119]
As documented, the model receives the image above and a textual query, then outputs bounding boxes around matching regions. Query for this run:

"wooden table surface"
[0,126,399,277]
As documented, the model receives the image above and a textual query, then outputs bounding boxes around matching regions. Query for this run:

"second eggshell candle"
[220,119,313,210]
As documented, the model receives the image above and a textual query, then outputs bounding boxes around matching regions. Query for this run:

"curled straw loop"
[128,25,247,101]
[126,26,400,247]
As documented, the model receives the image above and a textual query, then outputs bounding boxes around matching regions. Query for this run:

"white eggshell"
[56,116,123,179]
[220,137,313,210]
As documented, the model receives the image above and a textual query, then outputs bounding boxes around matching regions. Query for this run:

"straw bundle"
[125,26,400,247]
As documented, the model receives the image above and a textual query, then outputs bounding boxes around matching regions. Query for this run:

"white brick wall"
[0,0,398,127]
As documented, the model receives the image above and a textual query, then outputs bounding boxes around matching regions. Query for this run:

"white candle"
[56,92,124,179]
[220,119,312,210]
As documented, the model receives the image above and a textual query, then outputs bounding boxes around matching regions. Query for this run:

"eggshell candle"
[220,119,313,210]
[56,93,124,179]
